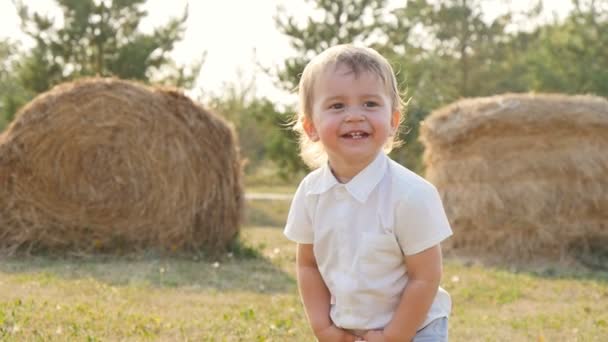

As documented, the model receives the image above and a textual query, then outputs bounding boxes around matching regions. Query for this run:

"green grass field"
[1,199,607,341]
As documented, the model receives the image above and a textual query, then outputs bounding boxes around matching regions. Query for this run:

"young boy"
[284,45,453,342]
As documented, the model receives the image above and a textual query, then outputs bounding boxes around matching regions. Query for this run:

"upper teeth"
[349,132,364,138]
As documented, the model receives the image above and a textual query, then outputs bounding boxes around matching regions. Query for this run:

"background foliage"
[2,0,607,182]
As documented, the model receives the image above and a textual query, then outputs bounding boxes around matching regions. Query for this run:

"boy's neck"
[330,167,354,183]
[328,152,381,184]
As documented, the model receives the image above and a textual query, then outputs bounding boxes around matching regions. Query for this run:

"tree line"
[1,0,607,182]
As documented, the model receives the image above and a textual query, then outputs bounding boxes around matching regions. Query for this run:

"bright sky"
[0,0,573,105]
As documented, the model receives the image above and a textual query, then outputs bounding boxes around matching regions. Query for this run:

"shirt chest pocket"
[357,232,404,277]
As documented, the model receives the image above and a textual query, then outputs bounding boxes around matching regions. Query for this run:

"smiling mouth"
[341,131,370,139]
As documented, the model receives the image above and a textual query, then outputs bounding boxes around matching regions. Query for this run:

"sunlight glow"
[0,0,572,105]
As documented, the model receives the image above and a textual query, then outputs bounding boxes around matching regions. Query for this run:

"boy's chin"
[331,150,381,164]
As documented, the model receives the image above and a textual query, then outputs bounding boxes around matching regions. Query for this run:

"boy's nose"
[344,108,365,122]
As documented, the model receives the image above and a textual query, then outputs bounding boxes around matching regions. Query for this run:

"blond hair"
[294,44,405,168]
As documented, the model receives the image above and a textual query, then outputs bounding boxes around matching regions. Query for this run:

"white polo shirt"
[284,152,453,330]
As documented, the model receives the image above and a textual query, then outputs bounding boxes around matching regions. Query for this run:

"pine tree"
[13,0,202,95]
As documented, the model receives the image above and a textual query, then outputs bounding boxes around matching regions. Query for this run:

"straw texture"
[420,93,608,261]
[0,78,243,255]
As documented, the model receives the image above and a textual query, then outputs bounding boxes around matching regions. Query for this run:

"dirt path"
[245,192,293,201]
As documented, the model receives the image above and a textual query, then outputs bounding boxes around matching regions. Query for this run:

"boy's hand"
[364,329,411,342]
[315,324,360,342]
[362,330,385,342]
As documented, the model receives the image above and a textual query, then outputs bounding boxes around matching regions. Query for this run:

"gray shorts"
[413,317,448,342]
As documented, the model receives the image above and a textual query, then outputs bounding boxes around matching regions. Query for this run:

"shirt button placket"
[334,186,351,267]
[334,185,347,201]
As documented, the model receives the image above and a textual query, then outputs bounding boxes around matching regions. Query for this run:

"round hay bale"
[420,93,608,263]
[0,78,243,255]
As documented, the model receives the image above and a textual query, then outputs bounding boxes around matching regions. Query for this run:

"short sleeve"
[283,179,314,244]
[394,183,453,256]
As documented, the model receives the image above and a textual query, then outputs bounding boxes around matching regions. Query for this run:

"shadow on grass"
[0,238,296,294]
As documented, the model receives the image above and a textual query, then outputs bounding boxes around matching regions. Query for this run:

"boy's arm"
[382,244,443,341]
[296,243,358,342]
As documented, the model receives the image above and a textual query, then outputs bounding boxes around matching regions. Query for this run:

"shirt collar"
[306,163,339,196]
[307,152,388,203]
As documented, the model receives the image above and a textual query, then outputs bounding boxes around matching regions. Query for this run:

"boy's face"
[304,63,400,172]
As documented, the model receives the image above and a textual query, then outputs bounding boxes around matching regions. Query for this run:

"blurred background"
[1,2,607,340]
[1,0,605,186]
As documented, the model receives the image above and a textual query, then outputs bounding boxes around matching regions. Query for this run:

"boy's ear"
[390,111,401,135]
[302,117,320,142]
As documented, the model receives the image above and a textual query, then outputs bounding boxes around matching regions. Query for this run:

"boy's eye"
[329,103,344,110]
[363,101,379,108]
